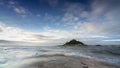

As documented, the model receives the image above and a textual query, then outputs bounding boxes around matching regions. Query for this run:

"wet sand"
[19,55,119,68]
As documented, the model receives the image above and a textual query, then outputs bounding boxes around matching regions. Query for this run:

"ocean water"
[0,45,120,68]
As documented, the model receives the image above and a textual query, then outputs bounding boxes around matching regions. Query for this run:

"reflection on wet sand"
[18,55,119,68]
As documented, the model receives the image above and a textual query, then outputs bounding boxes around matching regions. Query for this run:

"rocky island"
[63,39,86,46]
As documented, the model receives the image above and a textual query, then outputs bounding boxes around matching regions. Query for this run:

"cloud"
[13,6,26,14]
[0,22,58,46]
[7,0,29,17]
[0,26,3,32]
[0,0,4,5]
[0,0,120,45]
[62,3,85,23]
[62,12,79,25]
[46,0,120,44]
[61,0,120,36]
[41,28,108,39]
[47,0,58,7]
[0,29,2,32]
[89,0,120,35]
[0,40,33,46]
[103,39,120,42]
[40,28,120,45]
[36,14,41,17]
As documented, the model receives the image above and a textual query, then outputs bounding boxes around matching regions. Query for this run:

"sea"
[0,45,120,68]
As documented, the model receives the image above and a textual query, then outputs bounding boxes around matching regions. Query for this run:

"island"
[63,39,86,46]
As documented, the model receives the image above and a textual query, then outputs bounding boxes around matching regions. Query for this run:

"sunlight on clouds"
[41,28,108,39]
[0,22,56,45]
[103,39,120,42]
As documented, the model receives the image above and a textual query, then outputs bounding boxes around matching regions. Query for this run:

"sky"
[0,0,120,46]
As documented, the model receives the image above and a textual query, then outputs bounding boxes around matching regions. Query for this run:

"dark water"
[0,45,120,68]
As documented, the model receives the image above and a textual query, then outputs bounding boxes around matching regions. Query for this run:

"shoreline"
[19,55,120,68]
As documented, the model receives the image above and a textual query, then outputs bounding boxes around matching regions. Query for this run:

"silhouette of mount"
[63,39,85,46]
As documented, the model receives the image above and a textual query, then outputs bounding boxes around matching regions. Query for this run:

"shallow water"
[0,45,120,68]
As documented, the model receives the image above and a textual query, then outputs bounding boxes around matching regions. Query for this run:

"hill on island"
[63,39,85,46]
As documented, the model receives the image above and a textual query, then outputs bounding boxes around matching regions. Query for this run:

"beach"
[19,55,119,68]
[0,45,120,68]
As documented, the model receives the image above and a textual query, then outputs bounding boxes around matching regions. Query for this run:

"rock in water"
[63,39,85,46]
